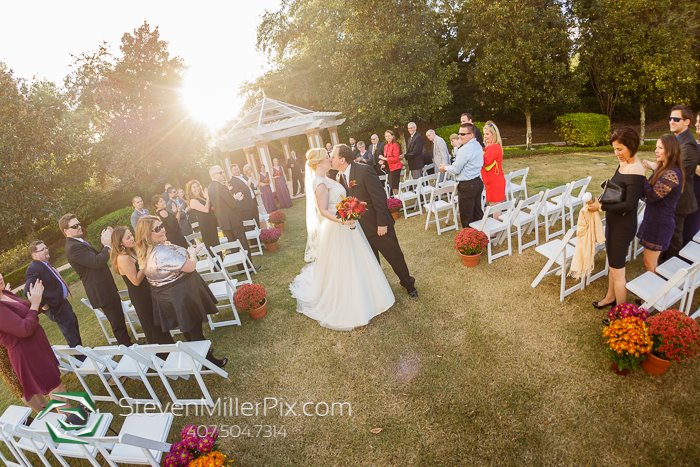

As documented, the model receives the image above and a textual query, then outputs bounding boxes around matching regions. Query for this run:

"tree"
[247,0,457,134]
[462,0,579,149]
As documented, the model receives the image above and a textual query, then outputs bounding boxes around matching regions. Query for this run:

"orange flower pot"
[391,211,400,220]
[265,242,279,252]
[459,252,481,267]
[641,353,671,376]
[248,299,267,320]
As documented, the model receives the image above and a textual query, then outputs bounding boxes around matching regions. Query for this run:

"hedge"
[554,113,611,147]
[435,122,485,145]
[86,207,133,246]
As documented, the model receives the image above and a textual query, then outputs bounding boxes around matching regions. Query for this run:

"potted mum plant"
[387,198,402,220]
[260,227,282,252]
[164,425,234,466]
[642,309,700,376]
[601,316,653,375]
[453,227,489,266]
[268,210,286,232]
[234,283,267,320]
[603,303,649,326]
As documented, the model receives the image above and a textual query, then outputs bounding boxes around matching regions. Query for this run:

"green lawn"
[2,150,699,466]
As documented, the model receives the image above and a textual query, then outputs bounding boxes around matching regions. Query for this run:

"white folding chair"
[397,179,423,218]
[81,298,117,345]
[46,412,114,467]
[190,221,200,233]
[243,219,263,256]
[506,192,543,253]
[656,258,700,314]
[200,271,241,329]
[10,412,66,467]
[470,200,514,263]
[210,240,255,284]
[536,183,572,241]
[120,299,146,341]
[553,176,591,229]
[627,268,688,312]
[132,341,228,407]
[531,229,585,301]
[378,174,391,198]
[184,232,202,247]
[421,163,435,177]
[630,201,646,261]
[417,173,440,206]
[423,185,458,235]
[680,240,700,263]
[567,217,609,285]
[52,345,121,404]
[0,405,32,467]
[507,167,529,201]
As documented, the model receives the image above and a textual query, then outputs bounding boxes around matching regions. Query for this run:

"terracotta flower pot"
[610,361,631,376]
[248,299,267,320]
[265,242,279,252]
[641,353,672,376]
[274,222,285,233]
[391,211,400,220]
[459,252,481,267]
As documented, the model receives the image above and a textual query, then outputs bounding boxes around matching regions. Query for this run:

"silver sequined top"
[144,244,188,287]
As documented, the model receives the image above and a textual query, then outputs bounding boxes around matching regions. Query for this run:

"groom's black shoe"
[408,289,419,299]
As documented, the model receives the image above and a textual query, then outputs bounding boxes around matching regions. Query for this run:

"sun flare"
[180,73,236,131]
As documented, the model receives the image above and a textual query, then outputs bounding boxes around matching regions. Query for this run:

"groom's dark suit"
[341,162,416,294]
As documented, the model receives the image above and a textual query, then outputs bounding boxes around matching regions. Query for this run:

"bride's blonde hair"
[306,148,328,170]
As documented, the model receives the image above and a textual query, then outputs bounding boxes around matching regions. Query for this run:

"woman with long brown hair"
[638,134,685,272]
[110,226,175,344]
[152,195,188,248]
[185,180,219,255]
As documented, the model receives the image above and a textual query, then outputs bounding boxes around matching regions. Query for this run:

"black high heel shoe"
[592,300,616,310]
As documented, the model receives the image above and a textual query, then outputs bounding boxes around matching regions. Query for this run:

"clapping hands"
[100,227,113,247]
[27,279,44,308]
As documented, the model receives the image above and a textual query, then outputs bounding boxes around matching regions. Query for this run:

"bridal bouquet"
[336,196,367,229]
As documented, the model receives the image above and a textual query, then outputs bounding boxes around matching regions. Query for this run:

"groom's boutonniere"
[348,180,357,189]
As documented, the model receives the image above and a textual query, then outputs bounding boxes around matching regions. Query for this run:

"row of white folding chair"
[505,167,529,202]
[552,176,592,230]
[424,185,459,235]
[1,405,172,467]
[53,340,228,408]
[243,219,263,256]
[397,179,423,218]
[530,228,587,302]
[470,200,514,263]
[534,183,572,242]
[200,270,241,329]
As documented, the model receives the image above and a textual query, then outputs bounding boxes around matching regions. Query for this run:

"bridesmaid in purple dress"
[259,166,278,213]
[272,158,293,208]
[0,274,66,411]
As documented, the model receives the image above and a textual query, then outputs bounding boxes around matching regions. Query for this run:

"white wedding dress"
[289,175,395,331]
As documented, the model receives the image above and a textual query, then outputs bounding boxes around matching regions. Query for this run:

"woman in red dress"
[481,121,506,205]
[378,130,403,196]
[0,274,66,411]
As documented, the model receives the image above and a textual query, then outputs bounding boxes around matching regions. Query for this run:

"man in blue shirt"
[439,122,484,228]
[130,195,149,230]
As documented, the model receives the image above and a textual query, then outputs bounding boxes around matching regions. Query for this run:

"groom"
[331,144,418,298]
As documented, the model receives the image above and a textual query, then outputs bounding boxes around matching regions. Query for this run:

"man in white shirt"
[427,130,451,183]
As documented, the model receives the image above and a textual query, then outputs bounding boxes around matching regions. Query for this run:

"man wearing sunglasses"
[60,213,132,346]
[664,105,700,260]
[207,165,252,262]
[439,122,485,228]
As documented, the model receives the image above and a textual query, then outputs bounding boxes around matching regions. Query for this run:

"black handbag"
[599,179,624,204]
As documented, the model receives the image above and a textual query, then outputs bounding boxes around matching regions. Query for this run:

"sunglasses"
[68,223,82,230]
[458,132,473,137]
[152,224,165,233]
[669,117,684,123]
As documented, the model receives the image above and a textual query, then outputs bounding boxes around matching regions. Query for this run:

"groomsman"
[287,150,304,196]
[208,165,252,260]
[460,113,484,147]
[25,241,83,348]
[229,163,260,226]
[404,122,425,179]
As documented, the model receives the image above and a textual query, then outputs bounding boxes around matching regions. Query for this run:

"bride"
[289,148,395,331]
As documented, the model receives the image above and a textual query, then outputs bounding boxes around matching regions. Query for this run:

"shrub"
[453,228,489,255]
[554,113,610,147]
[387,198,402,212]
[259,228,282,244]
[268,211,286,224]
[0,244,30,275]
[233,283,266,312]
[435,122,485,145]
[646,309,700,362]
[2,264,30,290]
[86,207,133,246]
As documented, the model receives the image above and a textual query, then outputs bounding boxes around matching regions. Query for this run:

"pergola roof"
[216,97,346,152]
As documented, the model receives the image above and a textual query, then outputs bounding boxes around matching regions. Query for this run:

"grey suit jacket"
[432,135,451,168]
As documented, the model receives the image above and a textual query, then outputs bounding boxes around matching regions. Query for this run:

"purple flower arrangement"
[605,303,649,324]
[260,227,282,244]
[163,424,219,467]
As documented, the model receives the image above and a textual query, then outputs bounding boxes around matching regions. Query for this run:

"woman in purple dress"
[638,134,685,272]
[272,157,293,208]
[0,274,66,411]
[259,166,278,213]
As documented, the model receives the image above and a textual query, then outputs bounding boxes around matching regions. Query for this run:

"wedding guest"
[325,142,333,155]
[258,165,278,213]
[680,108,700,247]
[404,122,425,180]
[152,195,188,248]
[287,150,304,196]
[638,135,684,272]
[243,164,269,220]
[230,164,260,226]
[110,226,174,344]
[368,134,385,175]
[135,216,227,368]
[272,157,293,208]
[130,196,149,230]
[460,113,483,147]
[0,274,67,412]
[426,130,451,183]
[588,128,645,309]
[186,179,219,255]
[481,121,506,206]
[166,188,193,237]
[177,188,193,236]
[379,130,402,196]
[162,183,173,200]
[449,133,460,163]
[208,165,252,260]
[355,141,373,166]
[349,136,359,156]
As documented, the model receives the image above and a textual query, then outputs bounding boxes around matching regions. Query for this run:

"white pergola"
[215,97,346,190]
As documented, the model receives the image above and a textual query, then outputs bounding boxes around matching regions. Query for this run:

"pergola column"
[243,147,258,173]
[255,142,275,192]
[305,130,323,149]
[328,126,340,146]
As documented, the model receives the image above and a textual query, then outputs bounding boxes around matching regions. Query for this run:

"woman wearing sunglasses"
[134,216,227,368]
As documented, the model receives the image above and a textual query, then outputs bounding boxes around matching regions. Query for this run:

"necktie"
[46,262,71,298]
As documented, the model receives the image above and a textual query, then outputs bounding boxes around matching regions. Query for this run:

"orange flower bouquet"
[602,316,653,373]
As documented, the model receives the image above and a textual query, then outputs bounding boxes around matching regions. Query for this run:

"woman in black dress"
[185,179,219,255]
[152,195,188,248]
[589,128,646,309]
[110,226,175,345]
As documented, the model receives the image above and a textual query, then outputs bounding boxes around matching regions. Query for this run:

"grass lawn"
[2,150,699,466]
